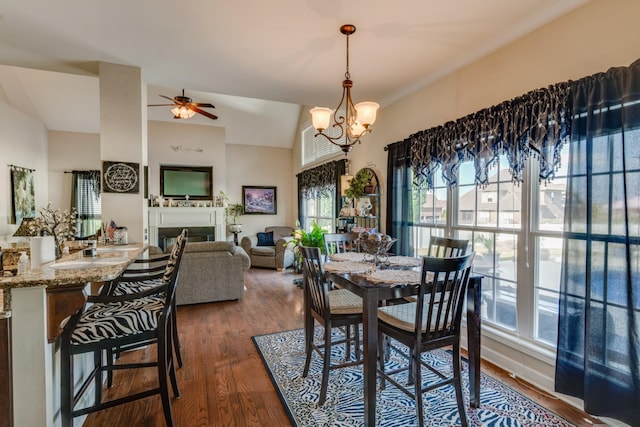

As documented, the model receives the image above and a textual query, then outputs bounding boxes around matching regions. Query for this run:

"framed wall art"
[102,161,140,194]
[10,165,36,224]
[242,186,277,214]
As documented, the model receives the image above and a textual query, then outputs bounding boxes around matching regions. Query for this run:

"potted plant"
[344,168,373,200]
[289,220,327,250]
[225,203,244,232]
[286,220,327,275]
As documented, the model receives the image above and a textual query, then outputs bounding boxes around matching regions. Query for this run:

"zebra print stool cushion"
[162,230,186,283]
[112,278,165,296]
[71,295,165,345]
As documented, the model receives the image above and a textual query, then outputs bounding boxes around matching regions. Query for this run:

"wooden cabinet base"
[46,285,87,343]
[0,317,13,427]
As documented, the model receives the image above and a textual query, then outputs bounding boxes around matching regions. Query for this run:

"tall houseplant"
[225,203,244,232]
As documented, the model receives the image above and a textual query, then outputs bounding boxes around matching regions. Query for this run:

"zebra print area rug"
[253,328,575,427]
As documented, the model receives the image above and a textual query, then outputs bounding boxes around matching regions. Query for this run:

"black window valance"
[297,160,346,199]
[387,80,574,189]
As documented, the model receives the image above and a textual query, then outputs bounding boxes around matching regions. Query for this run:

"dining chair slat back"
[299,245,329,317]
[323,232,360,257]
[377,252,475,427]
[427,236,469,257]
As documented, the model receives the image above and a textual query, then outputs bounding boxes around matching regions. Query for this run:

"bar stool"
[59,230,187,427]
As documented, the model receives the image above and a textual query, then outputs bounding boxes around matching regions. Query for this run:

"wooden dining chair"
[59,229,188,427]
[377,253,475,427]
[427,236,469,257]
[323,232,360,257]
[299,245,363,405]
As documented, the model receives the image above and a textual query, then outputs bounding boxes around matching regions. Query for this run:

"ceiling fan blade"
[191,102,215,109]
[159,94,178,103]
[190,106,218,120]
[147,103,175,107]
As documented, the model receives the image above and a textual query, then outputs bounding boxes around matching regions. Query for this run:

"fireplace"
[157,226,215,251]
[149,207,226,250]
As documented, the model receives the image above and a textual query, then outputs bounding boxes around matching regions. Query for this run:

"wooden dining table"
[315,268,483,427]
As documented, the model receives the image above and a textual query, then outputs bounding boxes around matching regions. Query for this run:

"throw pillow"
[257,231,275,246]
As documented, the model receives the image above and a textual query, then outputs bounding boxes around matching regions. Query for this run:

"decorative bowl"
[358,238,396,255]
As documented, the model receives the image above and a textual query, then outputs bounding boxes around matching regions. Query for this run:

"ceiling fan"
[148,89,218,120]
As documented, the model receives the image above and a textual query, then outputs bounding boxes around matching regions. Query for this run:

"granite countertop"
[0,243,146,311]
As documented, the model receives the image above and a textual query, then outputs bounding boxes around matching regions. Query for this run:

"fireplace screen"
[157,226,214,251]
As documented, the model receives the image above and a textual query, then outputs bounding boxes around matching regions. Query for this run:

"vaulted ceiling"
[0,0,588,148]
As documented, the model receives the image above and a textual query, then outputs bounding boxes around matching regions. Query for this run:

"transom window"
[302,122,342,167]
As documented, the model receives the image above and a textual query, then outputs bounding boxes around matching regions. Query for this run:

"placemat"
[386,256,421,267]
[364,269,422,285]
[324,261,377,274]
[328,252,367,262]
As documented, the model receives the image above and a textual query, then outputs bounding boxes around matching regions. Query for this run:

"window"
[72,171,102,238]
[532,144,569,345]
[302,192,335,233]
[455,156,520,331]
[412,171,447,256]
[407,152,569,344]
[302,122,342,166]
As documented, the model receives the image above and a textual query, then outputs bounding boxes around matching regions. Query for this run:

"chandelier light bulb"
[349,121,366,138]
[354,102,380,127]
[310,107,333,131]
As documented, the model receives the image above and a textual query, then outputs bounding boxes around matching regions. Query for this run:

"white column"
[11,286,53,427]
[99,62,149,245]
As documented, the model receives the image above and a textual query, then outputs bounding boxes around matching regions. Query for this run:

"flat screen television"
[160,165,213,201]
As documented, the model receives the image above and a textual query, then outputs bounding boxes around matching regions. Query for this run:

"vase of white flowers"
[29,203,78,259]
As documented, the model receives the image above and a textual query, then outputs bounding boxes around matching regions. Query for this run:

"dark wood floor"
[84,268,603,426]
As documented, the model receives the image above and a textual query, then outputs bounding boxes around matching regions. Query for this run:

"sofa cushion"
[251,246,276,256]
[257,231,274,246]
[184,241,235,253]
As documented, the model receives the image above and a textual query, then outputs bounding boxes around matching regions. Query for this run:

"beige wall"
[0,101,49,239]
[47,130,101,213]
[147,120,226,197]
[226,144,294,237]
[147,120,294,239]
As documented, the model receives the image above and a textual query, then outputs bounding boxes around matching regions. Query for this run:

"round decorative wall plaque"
[103,161,140,193]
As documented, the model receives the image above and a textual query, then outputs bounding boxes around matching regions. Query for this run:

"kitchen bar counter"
[0,244,145,296]
[0,243,146,427]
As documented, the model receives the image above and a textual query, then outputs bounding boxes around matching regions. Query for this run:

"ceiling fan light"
[354,102,379,127]
[310,107,333,132]
[171,106,196,119]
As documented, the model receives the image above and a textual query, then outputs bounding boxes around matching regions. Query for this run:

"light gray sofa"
[175,241,251,305]
[240,226,295,271]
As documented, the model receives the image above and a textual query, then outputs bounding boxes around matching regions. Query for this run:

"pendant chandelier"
[310,24,379,155]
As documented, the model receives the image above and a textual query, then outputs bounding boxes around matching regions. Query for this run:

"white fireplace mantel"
[148,207,226,246]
